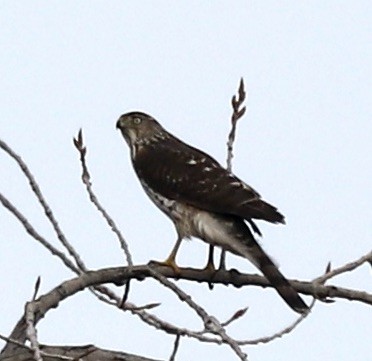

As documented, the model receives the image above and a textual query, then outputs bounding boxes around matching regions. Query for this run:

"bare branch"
[240,262,338,345]
[73,130,133,266]
[32,277,41,301]
[1,268,220,359]
[126,302,161,311]
[313,250,372,284]
[2,343,163,361]
[2,118,371,360]
[0,190,221,355]
[168,335,180,361]
[226,77,246,172]
[0,192,79,273]
[2,260,371,360]
[240,299,316,345]
[25,302,42,361]
[0,138,86,272]
[221,307,249,327]
[203,317,247,361]
[147,266,248,360]
[0,334,74,361]
[120,281,131,308]
[0,195,183,357]
[218,78,248,270]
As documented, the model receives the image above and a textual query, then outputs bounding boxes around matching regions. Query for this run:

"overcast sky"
[1,2,371,361]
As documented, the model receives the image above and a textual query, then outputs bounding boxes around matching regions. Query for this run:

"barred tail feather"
[257,251,308,314]
[195,212,307,313]
[240,235,309,314]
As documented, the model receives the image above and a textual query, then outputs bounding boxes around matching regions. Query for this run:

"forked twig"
[219,78,247,270]
[313,250,372,284]
[147,266,248,360]
[226,77,246,172]
[73,130,133,266]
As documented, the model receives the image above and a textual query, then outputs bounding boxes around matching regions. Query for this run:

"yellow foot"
[203,260,216,273]
[149,258,181,274]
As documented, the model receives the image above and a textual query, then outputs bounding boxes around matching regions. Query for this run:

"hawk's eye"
[133,117,142,125]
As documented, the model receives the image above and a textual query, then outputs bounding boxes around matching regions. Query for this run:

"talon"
[149,236,183,275]
[149,257,181,274]
[203,259,216,273]
[203,245,215,270]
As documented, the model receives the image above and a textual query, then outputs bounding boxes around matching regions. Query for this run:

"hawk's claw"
[149,258,181,275]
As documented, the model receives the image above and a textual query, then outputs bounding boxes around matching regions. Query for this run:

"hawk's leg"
[150,236,182,274]
[218,249,227,270]
[203,245,216,272]
[204,244,216,290]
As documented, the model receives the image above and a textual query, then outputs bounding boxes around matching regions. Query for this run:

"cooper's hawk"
[116,111,308,314]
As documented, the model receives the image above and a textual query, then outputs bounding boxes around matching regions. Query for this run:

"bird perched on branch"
[116,111,308,314]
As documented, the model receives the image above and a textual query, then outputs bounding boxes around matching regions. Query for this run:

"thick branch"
[18,264,372,313]
[0,344,162,361]
[3,263,370,355]
[3,262,370,359]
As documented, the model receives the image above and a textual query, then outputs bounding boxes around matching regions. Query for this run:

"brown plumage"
[117,111,308,314]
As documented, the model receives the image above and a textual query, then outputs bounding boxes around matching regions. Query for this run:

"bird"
[116,111,309,314]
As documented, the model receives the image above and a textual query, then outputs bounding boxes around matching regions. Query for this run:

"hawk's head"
[116,112,165,147]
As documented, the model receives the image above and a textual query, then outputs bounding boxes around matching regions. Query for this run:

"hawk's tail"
[227,220,309,314]
[253,245,308,314]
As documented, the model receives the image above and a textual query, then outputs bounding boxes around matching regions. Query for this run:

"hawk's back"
[132,130,284,225]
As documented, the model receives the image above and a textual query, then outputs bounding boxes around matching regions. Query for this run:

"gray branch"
[0,344,162,361]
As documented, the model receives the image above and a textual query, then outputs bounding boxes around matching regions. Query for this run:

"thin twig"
[32,277,41,301]
[221,307,249,327]
[73,130,133,266]
[4,259,371,359]
[0,334,73,361]
[147,266,248,360]
[0,138,87,272]
[313,250,372,284]
[219,78,247,270]
[0,192,124,312]
[240,298,315,345]
[0,333,30,351]
[0,138,224,355]
[226,77,246,172]
[239,261,336,345]
[169,335,181,361]
[119,281,131,308]
[0,192,219,353]
[203,316,247,360]
[0,192,79,273]
[3,134,372,357]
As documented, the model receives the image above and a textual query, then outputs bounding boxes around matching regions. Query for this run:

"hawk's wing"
[133,136,284,224]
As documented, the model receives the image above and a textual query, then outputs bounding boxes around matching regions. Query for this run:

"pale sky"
[1,2,371,361]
